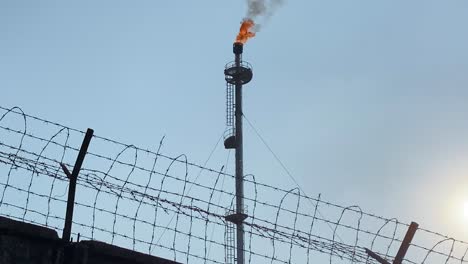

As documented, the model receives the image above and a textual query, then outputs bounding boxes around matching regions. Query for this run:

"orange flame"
[236,19,256,44]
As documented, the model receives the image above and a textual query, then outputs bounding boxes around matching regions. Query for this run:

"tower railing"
[224,61,253,85]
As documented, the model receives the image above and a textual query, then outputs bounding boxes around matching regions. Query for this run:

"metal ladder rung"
[225,220,236,264]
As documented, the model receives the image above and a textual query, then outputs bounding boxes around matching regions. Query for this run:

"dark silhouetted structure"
[0,216,180,264]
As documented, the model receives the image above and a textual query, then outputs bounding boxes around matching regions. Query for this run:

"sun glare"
[464,201,468,219]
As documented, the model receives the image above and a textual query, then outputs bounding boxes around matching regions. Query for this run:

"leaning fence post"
[365,248,390,264]
[61,128,94,242]
[365,221,419,264]
[393,222,419,264]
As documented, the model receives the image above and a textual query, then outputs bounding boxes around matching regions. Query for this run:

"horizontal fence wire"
[0,105,468,264]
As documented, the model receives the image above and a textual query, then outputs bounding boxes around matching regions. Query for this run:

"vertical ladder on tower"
[226,82,235,128]
[225,213,236,264]
[224,83,236,149]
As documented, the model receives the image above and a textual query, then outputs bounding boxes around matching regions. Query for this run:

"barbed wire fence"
[0,105,467,264]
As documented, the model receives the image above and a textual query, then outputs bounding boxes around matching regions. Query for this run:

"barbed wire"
[1,105,468,264]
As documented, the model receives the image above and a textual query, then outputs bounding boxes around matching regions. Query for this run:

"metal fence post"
[61,128,93,242]
[365,221,419,264]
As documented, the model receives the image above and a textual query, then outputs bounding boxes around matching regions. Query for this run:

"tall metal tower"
[224,42,253,264]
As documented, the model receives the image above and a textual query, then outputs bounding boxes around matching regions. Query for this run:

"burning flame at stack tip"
[235,19,256,44]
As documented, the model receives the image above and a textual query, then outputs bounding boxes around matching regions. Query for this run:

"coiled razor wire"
[0,105,468,264]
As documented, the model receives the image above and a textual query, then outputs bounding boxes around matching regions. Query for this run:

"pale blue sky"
[2,0,468,247]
